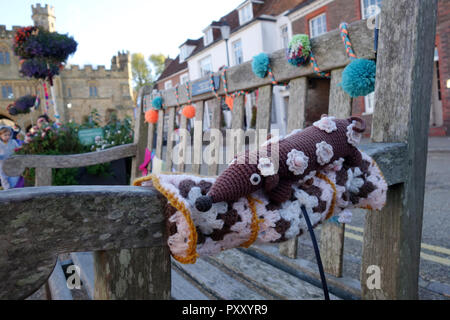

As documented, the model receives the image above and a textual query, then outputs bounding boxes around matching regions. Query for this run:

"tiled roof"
[156,55,187,82]
[158,0,309,80]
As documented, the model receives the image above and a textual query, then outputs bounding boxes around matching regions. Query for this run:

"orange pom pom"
[145,109,159,124]
[225,96,234,110]
[182,105,196,119]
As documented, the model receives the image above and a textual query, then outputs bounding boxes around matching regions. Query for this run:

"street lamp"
[220,22,231,67]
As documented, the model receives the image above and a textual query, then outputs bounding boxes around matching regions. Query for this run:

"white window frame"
[199,56,213,77]
[280,24,289,48]
[232,39,243,66]
[309,13,327,38]
[239,3,253,25]
[203,28,213,46]
[164,80,173,90]
[361,0,382,19]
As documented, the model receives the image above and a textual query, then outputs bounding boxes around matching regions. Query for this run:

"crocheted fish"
[195,116,366,212]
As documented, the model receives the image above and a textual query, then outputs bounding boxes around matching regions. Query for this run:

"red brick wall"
[156,72,187,91]
[437,0,450,133]
[291,0,450,136]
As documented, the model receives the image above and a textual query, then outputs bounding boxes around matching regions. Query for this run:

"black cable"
[300,204,330,300]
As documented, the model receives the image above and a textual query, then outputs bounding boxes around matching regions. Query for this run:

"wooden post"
[361,0,437,299]
[279,77,307,259]
[319,68,351,277]
[130,88,148,181]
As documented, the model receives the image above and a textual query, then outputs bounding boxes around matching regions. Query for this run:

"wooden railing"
[0,0,438,300]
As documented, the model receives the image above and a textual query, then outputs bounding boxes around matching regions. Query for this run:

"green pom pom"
[152,96,163,109]
[252,53,270,78]
[288,34,311,58]
[341,59,376,97]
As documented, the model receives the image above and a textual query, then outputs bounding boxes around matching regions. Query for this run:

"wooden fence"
[0,0,438,300]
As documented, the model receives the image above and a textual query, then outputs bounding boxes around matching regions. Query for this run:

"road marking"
[345,225,450,256]
[344,230,450,266]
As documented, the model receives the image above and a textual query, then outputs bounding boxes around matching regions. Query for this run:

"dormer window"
[180,46,189,62]
[203,28,213,46]
[239,2,253,25]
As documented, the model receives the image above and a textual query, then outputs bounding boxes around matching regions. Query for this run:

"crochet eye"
[250,173,261,185]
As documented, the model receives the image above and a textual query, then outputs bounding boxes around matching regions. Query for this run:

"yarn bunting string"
[339,22,357,60]
[309,51,330,78]
[42,81,50,114]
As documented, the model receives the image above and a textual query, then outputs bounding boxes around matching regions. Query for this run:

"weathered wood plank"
[209,249,339,299]
[192,101,204,174]
[255,85,272,147]
[361,0,438,300]
[35,167,52,186]
[165,107,176,172]
[227,95,246,165]
[176,113,188,172]
[3,144,138,177]
[319,68,352,278]
[0,185,167,300]
[154,20,374,108]
[172,258,267,300]
[94,246,171,300]
[155,109,165,160]
[146,123,155,172]
[130,87,148,181]
[207,99,222,176]
[279,76,308,259]
[286,77,308,132]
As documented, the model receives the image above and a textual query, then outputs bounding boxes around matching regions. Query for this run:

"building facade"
[157,0,449,136]
[0,4,134,131]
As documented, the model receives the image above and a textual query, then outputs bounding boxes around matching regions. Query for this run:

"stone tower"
[31,3,56,31]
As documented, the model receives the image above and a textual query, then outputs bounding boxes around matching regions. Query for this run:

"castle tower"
[31,3,56,32]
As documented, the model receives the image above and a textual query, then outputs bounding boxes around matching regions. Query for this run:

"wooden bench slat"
[318,67,353,277]
[176,113,188,172]
[165,107,177,171]
[192,101,205,174]
[3,144,138,177]
[0,185,166,300]
[279,76,308,259]
[207,99,222,176]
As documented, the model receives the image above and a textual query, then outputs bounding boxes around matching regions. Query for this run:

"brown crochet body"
[206,117,364,205]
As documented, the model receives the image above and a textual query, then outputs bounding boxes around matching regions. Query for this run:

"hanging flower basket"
[19,58,61,80]
[13,26,77,63]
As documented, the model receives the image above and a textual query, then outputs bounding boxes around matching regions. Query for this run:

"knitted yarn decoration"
[194,116,368,212]
[182,105,196,119]
[145,109,159,124]
[338,22,376,97]
[341,59,376,97]
[252,53,270,78]
[134,137,388,264]
[286,34,311,66]
[152,96,163,110]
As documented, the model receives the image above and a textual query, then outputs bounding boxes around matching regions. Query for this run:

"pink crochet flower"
[315,141,334,165]
[346,121,362,146]
[286,149,309,175]
[313,116,337,133]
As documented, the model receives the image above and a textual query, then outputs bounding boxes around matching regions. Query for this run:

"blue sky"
[0,0,243,68]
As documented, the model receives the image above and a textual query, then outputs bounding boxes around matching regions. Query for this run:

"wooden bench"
[0,0,438,300]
